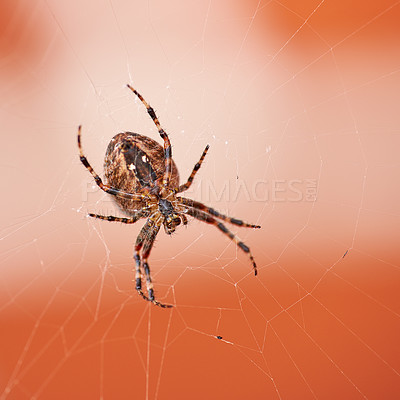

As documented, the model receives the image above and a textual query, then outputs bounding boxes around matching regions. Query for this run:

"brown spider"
[78,84,261,308]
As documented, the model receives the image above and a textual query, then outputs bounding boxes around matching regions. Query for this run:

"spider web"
[1,0,400,399]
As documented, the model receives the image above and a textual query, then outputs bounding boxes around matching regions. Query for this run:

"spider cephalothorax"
[158,197,185,234]
[78,84,260,308]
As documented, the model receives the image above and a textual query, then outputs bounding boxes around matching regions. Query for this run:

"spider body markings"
[78,84,261,308]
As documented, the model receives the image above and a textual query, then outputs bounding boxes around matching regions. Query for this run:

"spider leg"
[127,84,173,188]
[142,225,173,308]
[78,125,146,202]
[177,145,210,193]
[186,208,258,275]
[134,217,173,308]
[88,213,144,224]
[179,197,261,229]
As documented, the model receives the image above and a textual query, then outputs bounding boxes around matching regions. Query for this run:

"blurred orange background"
[1,0,399,399]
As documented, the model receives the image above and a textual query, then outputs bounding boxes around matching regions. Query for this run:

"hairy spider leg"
[177,145,210,193]
[78,125,147,202]
[186,208,258,275]
[180,197,261,229]
[88,213,144,224]
[134,217,173,308]
[126,84,173,188]
[134,219,154,303]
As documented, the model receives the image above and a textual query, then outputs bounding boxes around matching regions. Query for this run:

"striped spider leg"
[133,216,173,308]
[127,84,173,187]
[177,145,260,274]
[182,198,260,275]
[177,144,210,193]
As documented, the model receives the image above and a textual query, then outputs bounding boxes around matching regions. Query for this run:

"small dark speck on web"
[216,335,223,340]
[343,249,349,258]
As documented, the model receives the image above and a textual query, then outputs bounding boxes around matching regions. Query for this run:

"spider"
[78,84,261,308]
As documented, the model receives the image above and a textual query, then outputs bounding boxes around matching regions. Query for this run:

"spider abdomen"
[104,132,179,214]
